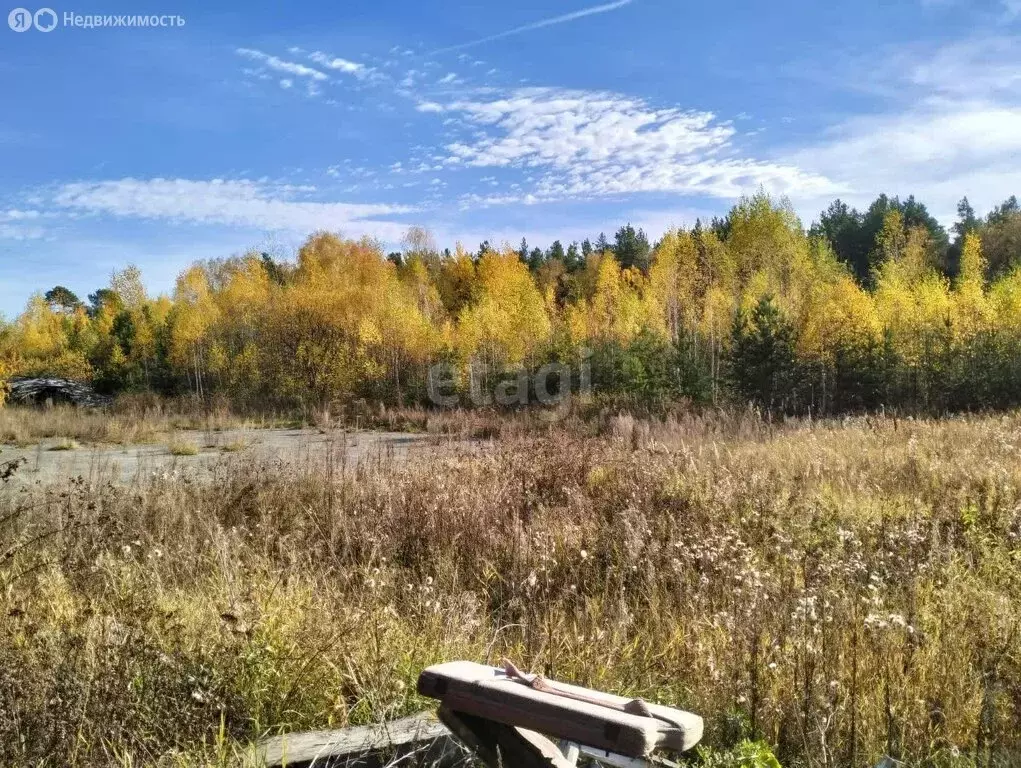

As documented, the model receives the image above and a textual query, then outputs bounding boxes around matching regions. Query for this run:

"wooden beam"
[418,661,703,757]
[254,712,458,768]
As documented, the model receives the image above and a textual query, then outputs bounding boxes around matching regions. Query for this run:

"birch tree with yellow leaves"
[455,247,551,398]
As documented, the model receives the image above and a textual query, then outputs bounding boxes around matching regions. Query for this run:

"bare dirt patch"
[0,428,440,486]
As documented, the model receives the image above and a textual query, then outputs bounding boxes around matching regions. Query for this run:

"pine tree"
[613,224,651,272]
[729,295,801,413]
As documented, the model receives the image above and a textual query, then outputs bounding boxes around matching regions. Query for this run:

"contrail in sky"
[433,0,636,54]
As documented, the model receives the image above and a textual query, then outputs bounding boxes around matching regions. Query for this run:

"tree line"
[2,191,1021,415]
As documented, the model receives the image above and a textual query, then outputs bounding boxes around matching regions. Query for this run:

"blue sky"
[2,0,1021,314]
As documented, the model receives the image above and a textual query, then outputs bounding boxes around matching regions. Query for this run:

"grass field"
[1,408,1020,766]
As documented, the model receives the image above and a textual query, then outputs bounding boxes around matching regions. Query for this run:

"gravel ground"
[0,428,442,487]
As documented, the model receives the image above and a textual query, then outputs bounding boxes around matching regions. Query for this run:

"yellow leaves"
[216,254,273,324]
[793,240,880,360]
[358,317,383,347]
[957,232,987,289]
[16,346,93,380]
[648,229,698,341]
[738,271,775,316]
[255,233,441,404]
[698,285,736,342]
[564,253,654,347]
[4,295,93,379]
[864,211,998,368]
[106,343,127,372]
[169,265,219,369]
[727,192,808,285]
[568,252,602,305]
[564,303,590,347]
[264,288,360,404]
[593,254,651,342]
[148,295,173,326]
[44,351,94,380]
[456,248,551,366]
[398,254,444,324]
[694,227,735,297]
[988,267,1021,333]
[952,233,992,339]
[534,257,566,308]
[233,342,260,386]
[901,226,933,283]
[799,275,881,360]
[207,342,229,377]
[872,230,955,363]
[435,243,478,317]
[296,233,393,295]
[874,210,908,269]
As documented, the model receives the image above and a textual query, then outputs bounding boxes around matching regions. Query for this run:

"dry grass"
[167,440,200,457]
[0,396,293,449]
[1,410,1020,766]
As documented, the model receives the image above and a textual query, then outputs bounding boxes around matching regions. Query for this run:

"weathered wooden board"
[254,712,461,768]
[418,661,703,758]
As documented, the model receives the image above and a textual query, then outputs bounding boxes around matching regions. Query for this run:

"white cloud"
[434,0,636,53]
[416,101,445,113]
[436,87,837,203]
[439,73,458,84]
[235,48,327,81]
[309,51,367,76]
[0,209,47,240]
[919,0,1021,17]
[783,35,1021,223]
[0,225,45,240]
[886,37,1021,101]
[789,104,1021,223]
[52,179,414,238]
[1,209,42,222]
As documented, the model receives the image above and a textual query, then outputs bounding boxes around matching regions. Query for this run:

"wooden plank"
[418,662,703,758]
[254,712,458,768]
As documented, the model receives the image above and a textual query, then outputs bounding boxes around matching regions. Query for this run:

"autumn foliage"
[4,193,1021,414]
